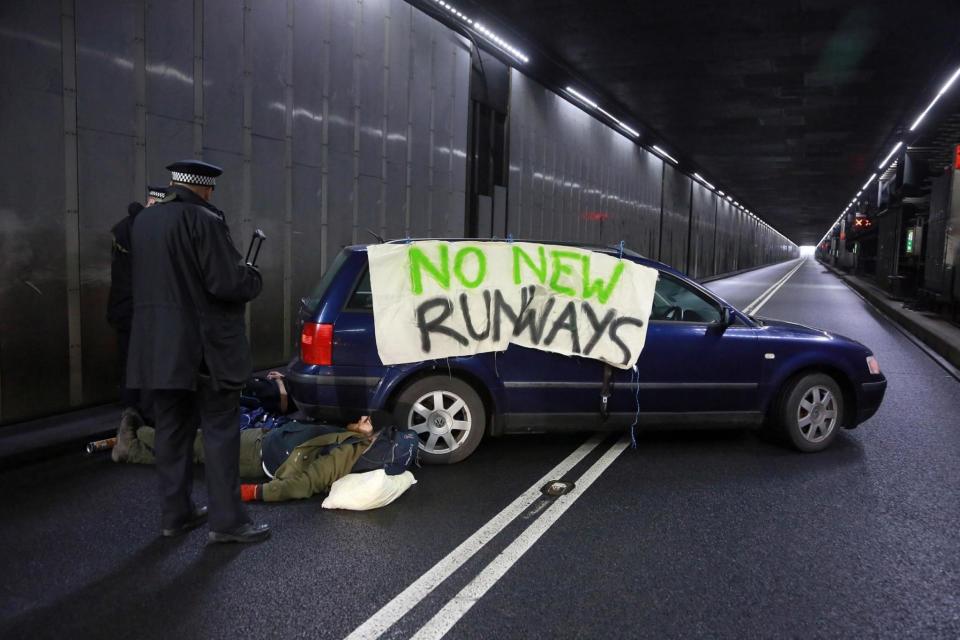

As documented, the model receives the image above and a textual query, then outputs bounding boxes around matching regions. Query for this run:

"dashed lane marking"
[344,433,607,640]
[410,436,631,640]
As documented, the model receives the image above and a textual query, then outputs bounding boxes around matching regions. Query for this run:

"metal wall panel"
[203,0,243,153]
[660,163,691,271]
[507,71,662,255]
[689,182,717,279]
[0,0,71,422]
[0,0,470,424]
[145,0,194,123]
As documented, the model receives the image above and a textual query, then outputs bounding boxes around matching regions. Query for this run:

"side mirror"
[719,307,735,326]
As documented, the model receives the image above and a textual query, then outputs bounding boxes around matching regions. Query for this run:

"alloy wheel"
[407,389,472,454]
[796,385,838,443]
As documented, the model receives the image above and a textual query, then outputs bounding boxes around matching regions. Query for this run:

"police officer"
[127,160,270,543]
[108,185,167,461]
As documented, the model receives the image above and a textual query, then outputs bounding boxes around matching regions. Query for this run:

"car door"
[497,344,605,429]
[608,271,763,420]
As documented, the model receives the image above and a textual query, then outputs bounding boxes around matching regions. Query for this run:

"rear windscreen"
[303,250,349,313]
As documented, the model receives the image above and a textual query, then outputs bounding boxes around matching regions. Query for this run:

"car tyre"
[392,375,486,464]
[777,372,843,453]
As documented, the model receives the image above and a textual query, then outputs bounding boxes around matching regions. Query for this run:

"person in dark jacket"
[127,160,269,544]
[107,185,167,453]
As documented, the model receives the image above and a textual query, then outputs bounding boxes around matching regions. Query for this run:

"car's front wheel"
[392,375,486,464]
[777,372,844,452]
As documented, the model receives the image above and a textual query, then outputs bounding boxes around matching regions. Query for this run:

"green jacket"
[260,429,367,502]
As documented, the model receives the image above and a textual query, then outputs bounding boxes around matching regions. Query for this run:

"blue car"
[287,241,887,464]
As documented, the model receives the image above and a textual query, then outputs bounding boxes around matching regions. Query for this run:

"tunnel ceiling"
[455,0,960,244]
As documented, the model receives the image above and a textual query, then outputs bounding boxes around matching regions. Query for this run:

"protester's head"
[165,159,222,202]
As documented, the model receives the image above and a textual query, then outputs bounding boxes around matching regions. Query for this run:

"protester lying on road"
[112,411,419,502]
[111,372,294,463]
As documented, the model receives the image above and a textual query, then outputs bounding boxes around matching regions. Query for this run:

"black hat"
[370,410,395,431]
[147,184,168,199]
[165,159,223,187]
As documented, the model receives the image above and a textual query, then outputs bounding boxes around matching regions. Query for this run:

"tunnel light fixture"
[878,141,903,170]
[693,173,715,190]
[428,2,529,63]
[472,22,529,63]
[861,173,877,191]
[909,65,960,131]
[651,145,678,164]
[564,88,639,139]
[726,195,734,202]
[716,190,725,196]
[614,121,640,138]
[565,86,598,109]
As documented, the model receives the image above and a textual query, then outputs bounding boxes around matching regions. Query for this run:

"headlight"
[866,355,881,375]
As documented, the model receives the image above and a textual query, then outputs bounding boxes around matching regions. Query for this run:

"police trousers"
[152,379,250,532]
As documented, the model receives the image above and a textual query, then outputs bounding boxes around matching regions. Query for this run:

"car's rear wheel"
[392,375,486,464]
[777,372,843,452]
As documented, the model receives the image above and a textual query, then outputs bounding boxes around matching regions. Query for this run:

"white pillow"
[321,469,416,511]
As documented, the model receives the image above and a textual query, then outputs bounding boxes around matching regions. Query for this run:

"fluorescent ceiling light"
[861,173,877,190]
[878,141,903,169]
[726,195,734,202]
[693,173,715,190]
[716,190,725,196]
[909,65,960,131]
[651,145,678,164]
[615,121,640,138]
[472,21,529,64]
[564,86,598,110]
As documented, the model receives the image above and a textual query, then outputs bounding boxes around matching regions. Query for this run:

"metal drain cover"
[541,480,575,497]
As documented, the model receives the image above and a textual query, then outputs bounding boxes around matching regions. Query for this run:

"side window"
[345,269,373,311]
[650,273,721,323]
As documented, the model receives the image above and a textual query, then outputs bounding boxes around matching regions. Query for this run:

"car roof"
[345,238,682,276]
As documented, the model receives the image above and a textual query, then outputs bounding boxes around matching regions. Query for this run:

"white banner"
[367,241,658,369]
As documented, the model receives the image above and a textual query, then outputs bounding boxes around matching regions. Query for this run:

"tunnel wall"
[0,1,795,424]
[0,0,469,424]
[506,71,796,281]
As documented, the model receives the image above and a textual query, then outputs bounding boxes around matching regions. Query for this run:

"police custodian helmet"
[166,159,223,188]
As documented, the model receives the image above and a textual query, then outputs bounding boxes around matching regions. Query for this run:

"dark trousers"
[116,327,141,410]
[152,379,250,532]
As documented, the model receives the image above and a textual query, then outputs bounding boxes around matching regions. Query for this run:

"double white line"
[346,434,630,640]
[741,258,806,317]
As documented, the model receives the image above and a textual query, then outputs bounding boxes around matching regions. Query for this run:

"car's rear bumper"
[855,376,887,424]
[285,361,385,421]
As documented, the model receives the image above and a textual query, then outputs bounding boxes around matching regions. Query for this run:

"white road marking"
[344,433,607,640]
[742,259,806,316]
[410,436,632,640]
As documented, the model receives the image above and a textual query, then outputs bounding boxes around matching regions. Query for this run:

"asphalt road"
[1,259,958,639]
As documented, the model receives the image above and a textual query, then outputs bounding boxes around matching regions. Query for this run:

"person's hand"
[266,371,285,380]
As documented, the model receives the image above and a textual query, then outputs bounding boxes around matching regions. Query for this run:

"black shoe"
[208,522,271,544]
[161,506,208,538]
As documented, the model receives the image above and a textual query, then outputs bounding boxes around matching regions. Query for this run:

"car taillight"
[866,355,881,375]
[301,323,333,365]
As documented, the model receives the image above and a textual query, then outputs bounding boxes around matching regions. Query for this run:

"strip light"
[564,87,639,139]
[878,141,903,169]
[693,173,715,190]
[909,65,960,131]
[428,1,529,64]
[651,145,678,164]
[861,173,877,191]
[564,86,598,109]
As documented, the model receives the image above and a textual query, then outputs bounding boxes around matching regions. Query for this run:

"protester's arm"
[191,212,263,303]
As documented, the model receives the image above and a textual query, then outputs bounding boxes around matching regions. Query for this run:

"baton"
[86,437,117,455]
[245,229,266,266]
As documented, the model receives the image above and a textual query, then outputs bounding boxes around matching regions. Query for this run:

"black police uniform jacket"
[106,202,144,331]
[127,186,262,391]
